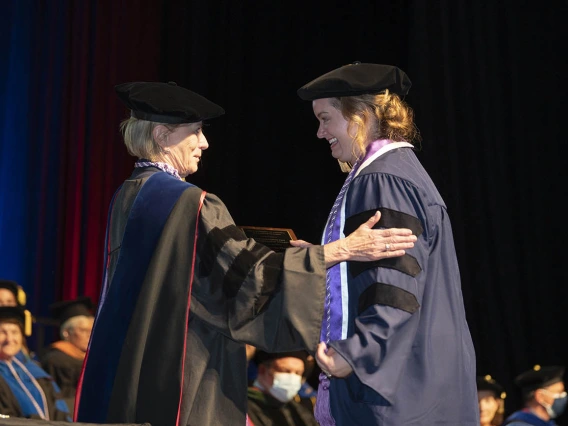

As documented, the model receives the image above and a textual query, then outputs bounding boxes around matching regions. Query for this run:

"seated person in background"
[0,280,35,361]
[0,306,70,420]
[40,296,94,413]
[248,350,318,426]
[0,280,26,307]
[477,374,506,426]
[504,365,566,426]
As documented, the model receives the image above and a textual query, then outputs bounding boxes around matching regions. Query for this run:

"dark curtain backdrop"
[1,0,565,421]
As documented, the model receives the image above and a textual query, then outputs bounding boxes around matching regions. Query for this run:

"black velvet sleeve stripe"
[344,208,424,237]
[200,225,248,277]
[358,282,420,315]
[349,254,421,278]
[253,252,285,316]
[223,242,273,299]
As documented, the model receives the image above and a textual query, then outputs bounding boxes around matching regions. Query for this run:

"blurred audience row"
[245,348,566,426]
[244,346,566,426]
[478,365,566,426]
[1,278,565,425]
[0,279,94,421]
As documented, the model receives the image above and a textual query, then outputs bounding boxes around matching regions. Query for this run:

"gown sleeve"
[191,192,326,354]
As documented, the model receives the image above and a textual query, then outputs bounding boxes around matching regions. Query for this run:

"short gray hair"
[60,315,92,339]
[120,117,181,160]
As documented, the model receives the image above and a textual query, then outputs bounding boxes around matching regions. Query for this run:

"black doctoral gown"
[76,168,326,426]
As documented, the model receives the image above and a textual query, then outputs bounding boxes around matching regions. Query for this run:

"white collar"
[354,141,413,179]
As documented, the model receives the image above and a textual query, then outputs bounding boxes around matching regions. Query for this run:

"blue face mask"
[543,392,568,418]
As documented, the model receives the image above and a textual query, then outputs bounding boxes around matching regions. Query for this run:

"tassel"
[314,372,336,426]
[17,287,26,306]
[24,309,32,336]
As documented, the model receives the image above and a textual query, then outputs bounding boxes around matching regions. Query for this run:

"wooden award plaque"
[239,226,297,252]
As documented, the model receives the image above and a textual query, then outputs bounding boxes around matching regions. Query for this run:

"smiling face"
[312,98,359,164]
[154,122,209,177]
[0,322,23,361]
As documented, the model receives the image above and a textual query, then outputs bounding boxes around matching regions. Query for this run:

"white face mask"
[268,372,303,403]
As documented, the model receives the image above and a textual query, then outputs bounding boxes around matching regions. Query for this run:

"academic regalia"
[322,143,478,425]
[42,297,93,413]
[503,409,558,426]
[41,341,85,413]
[503,365,565,426]
[247,387,319,426]
[0,356,70,421]
[76,168,325,426]
[296,381,317,413]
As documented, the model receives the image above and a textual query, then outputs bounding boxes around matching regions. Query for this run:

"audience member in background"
[248,350,318,426]
[0,280,26,307]
[0,306,70,420]
[504,365,566,426]
[40,296,94,413]
[477,374,506,426]
[0,280,35,361]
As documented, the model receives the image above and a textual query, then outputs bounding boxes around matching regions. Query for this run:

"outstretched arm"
[291,211,417,268]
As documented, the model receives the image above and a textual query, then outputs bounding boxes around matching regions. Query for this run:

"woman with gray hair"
[75,81,417,426]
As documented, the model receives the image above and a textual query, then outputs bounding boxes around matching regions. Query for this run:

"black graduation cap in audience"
[0,306,33,336]
[254,350,310,367]
[477,375,507,399]
[49,296,94,325]
[514,365,565,392]
[297,62,412,100]
[115,81,225,124]
[0,279,26,306]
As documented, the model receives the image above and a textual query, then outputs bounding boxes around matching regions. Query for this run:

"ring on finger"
[385,243,391,251]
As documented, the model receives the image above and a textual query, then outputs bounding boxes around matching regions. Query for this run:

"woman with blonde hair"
[296,62,478,425]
